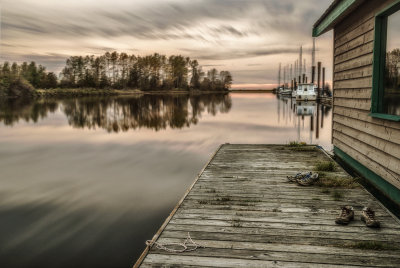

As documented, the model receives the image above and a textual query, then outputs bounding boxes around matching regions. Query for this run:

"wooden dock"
[135,144,400,267]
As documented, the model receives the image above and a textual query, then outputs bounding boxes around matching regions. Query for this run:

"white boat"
[279,88,292,95]
[296,83,317,101]
[291,90,297,98]
[296,101,316,116]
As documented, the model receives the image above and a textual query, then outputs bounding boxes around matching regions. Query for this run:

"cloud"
[0,53,68,72]
[0,0,334,84]
[1,0,330,40]
[182,47,301,60]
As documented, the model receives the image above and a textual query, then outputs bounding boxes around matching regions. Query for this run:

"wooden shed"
[313,0,400,205]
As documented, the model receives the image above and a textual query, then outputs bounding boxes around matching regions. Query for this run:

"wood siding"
[333,0,400,190]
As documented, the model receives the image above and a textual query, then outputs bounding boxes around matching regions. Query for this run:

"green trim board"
[369,112,400,121]
[334,146,400,205]
[312,0,357,37]
[371,0,400,118]
[377,0,400,16]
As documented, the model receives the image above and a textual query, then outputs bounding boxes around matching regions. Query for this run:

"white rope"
[145,232,204,253]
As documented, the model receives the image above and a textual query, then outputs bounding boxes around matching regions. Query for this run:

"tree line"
[60,52,232,91]
[0,52,233,97]
[0,62,57,97]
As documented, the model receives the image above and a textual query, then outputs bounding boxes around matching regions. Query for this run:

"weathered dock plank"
[134,144,400,267]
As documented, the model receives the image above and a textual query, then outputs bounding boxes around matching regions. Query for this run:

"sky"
[0,0,334,88]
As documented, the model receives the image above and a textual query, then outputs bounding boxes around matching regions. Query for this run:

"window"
[372,1,400,121]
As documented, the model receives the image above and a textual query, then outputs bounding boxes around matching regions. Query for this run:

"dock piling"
[317,62,321,98]
[311,66,315,84]
[322,67,326,96]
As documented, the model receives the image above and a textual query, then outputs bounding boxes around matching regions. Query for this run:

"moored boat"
[296,101,316,116]
[279,88,292,95]
[296,83,317,101]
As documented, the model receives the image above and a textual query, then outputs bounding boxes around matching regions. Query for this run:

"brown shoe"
[361,207,380,228]
[335,206,354,225]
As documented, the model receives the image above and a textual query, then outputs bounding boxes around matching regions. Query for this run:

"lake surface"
[0,93,332,268]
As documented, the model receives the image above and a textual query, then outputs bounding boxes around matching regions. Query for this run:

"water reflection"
[0,94,232,132]
[384,95,400,116]
[0,98,59,126]
[277,95,331,144]
[385,11,400,116]
[0,93,332,268]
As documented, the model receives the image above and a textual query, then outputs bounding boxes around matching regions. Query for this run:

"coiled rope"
[145,232,204,253]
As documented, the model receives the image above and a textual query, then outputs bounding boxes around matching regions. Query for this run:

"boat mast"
[290,64,293,87]
[283,65,286,88]
[312,38,316,70]
[278,63,281,87]
[299,46,303,79]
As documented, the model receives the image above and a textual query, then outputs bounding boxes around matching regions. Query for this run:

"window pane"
[385,11,400,116]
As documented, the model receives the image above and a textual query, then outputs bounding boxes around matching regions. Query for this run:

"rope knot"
[145,232,204,253]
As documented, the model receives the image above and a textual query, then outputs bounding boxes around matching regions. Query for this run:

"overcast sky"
[0,0,334,88]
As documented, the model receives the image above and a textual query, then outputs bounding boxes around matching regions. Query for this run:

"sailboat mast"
[312,38,316,69]
[278,63,281,87]
[283,66,286,88]
[299,46,303,78]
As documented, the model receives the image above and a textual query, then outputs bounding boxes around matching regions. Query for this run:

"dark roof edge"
[312,0,364,37]
[313,0,343,29]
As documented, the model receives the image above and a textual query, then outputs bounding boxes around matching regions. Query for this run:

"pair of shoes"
[296,172,319,186]
[287,173,303,183]
[335,206,380,228]
[287,172,319,186]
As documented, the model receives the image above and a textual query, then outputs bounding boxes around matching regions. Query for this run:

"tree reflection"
[0,98,59,126]
[0,94,232,132]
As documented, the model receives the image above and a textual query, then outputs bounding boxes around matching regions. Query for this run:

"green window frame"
[371,0,400,122]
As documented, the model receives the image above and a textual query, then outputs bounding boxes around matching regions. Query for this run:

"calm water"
[0,93,332,268]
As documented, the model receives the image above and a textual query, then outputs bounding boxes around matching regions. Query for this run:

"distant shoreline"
[1,88,276,99]
[32,88,232,98]
[34,88,276,97]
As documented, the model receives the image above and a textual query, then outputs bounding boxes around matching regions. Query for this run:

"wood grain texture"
[335,40,374,64]
[333,88,372,99]
[332,0,400,197]
[334,77,372,89]
[334,98,371,110]
[136,144,400,267]
[334,0,394,42]
[333,106,400,130]
[334,66,373,81]
[332,130,400,177]
[334,53,373,73]
[333,139,400,189]
[333,114,400,145]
